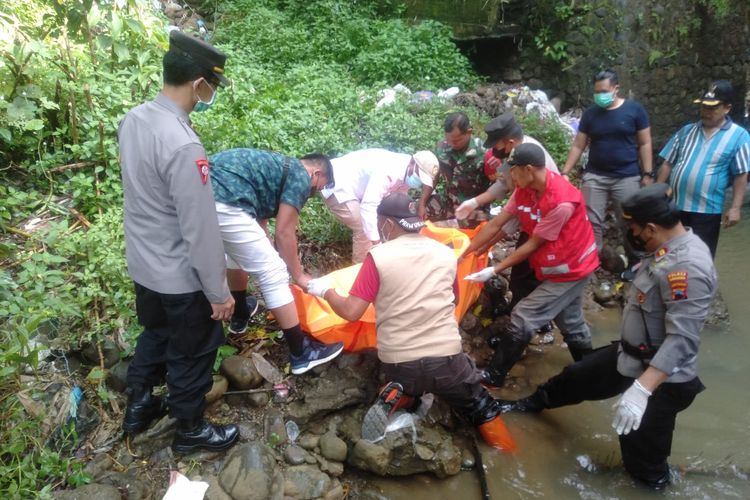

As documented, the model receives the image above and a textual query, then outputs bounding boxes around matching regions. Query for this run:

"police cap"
[507,143,546,168]
[621,183,678,226]
[169,30,230,87]
[483,113,523,148]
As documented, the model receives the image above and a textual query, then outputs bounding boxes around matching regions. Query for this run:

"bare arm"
[723,172,748,228]
[275,203,310,288]
[492,233,546,274]
[322,289,371,321]
[656,159,672,183]
[562,131,589,176]
[637,127,654,185]
[418,184,435,220]
[463,209,514,256]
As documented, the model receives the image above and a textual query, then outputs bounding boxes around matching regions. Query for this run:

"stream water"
[363,206,750,499]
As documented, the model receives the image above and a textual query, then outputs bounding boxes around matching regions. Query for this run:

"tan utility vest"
[369,233,462,363]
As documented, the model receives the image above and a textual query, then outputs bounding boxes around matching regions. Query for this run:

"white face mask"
[406,173,422,190]
[192,79,216,112]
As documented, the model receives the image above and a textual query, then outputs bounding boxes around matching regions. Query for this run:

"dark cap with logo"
[622,183,678,225]
[169,30,230,87]
[377,193,425,232]
[693,80,733,106]
[506,143,546,168]
[483,113,523,148]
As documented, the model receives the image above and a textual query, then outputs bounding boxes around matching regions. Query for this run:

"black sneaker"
[289,337,344,375]
[228,296,260,335]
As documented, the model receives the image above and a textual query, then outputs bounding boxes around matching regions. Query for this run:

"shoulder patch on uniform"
[667,271,688,300]
[196,159,209,185]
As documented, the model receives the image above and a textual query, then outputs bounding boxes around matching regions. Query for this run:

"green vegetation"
[0,0,569,494]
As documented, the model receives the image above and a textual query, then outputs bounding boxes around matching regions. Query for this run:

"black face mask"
[626,227,651,252]
[492,147,509,160]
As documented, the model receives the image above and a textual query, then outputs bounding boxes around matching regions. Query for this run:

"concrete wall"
[406,0,750,148]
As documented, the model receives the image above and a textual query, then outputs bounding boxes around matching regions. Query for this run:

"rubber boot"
[172,418,240,454]
[569,345,593,362]
[122,386,167,435]
[483,334,528,388]
[497,389,548,414]
[478,415,516,452]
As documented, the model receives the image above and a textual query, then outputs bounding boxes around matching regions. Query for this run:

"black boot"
[496,389,548,414]
[122,386,167,435]
[569,345,593,362]
[172,418,240,454]
[484,333,529,388]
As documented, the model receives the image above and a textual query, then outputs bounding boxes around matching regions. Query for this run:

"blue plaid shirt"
[660,117,750,214]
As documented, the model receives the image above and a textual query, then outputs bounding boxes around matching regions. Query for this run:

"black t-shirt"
[579,100,650,177]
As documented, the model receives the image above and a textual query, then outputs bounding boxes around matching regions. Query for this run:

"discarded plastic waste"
[285,420,300,443]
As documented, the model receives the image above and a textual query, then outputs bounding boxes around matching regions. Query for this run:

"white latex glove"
[306,278,331,298]
[455,197,479,220]
[612,379,652,435]
[464,266,496,283]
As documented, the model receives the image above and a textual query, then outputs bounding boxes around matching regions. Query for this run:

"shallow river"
[364,206,750,499]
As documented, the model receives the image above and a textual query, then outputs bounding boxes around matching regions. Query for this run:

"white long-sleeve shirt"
[322,149,412,241]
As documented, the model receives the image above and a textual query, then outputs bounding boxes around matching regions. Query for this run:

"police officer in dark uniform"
[118,30,239,453]
[497,183,717,489]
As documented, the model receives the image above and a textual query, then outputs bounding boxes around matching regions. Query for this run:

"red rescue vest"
[514,171,599,282]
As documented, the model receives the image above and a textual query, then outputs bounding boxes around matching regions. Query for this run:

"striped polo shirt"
[659,117,750,214]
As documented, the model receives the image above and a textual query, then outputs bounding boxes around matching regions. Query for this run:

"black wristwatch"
[641,171,656,179]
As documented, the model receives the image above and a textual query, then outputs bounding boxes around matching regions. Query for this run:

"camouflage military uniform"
[427,136,490,224]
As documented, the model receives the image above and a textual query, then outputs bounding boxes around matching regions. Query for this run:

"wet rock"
[129,415,176,457]
[298,433,320,451]
[83,453,114,480]
[324,479,345,500]
[105,360,129,393]
[319,431,348,462]
[206,375,228,404]
[80,338,120,368]
[53,483,121,500]
[282,465,331,499]
[286,352,379,424]
[461,449,476,469]
[217,442,283,500]
[316,454,345,477]
[264,409,288,447]
[220,355,263,390]
[247,389,270,408]
[706,290,730,325]
[205,477,233,500]
[358,489,390,500]
[98,470,153,500]
[284,444,308,465]
[237,421,262,442]
[348,422,462,478]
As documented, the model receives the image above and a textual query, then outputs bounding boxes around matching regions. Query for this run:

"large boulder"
[282,465,332,499]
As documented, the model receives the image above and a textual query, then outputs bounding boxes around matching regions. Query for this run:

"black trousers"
[509,232,541,309]
[127,283,225,420]
[381,353,495,424]
[679,211,721,258]
[539,343,704,485]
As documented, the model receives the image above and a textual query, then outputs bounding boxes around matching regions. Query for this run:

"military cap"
[377,193,425,232]
[483,113,523,148]
[621,183,678,225]
[506,143,546,168]
[693,80,733,106]
[169,30,230,87]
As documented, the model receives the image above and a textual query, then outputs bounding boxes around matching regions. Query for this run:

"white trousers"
[215,202,293,309]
